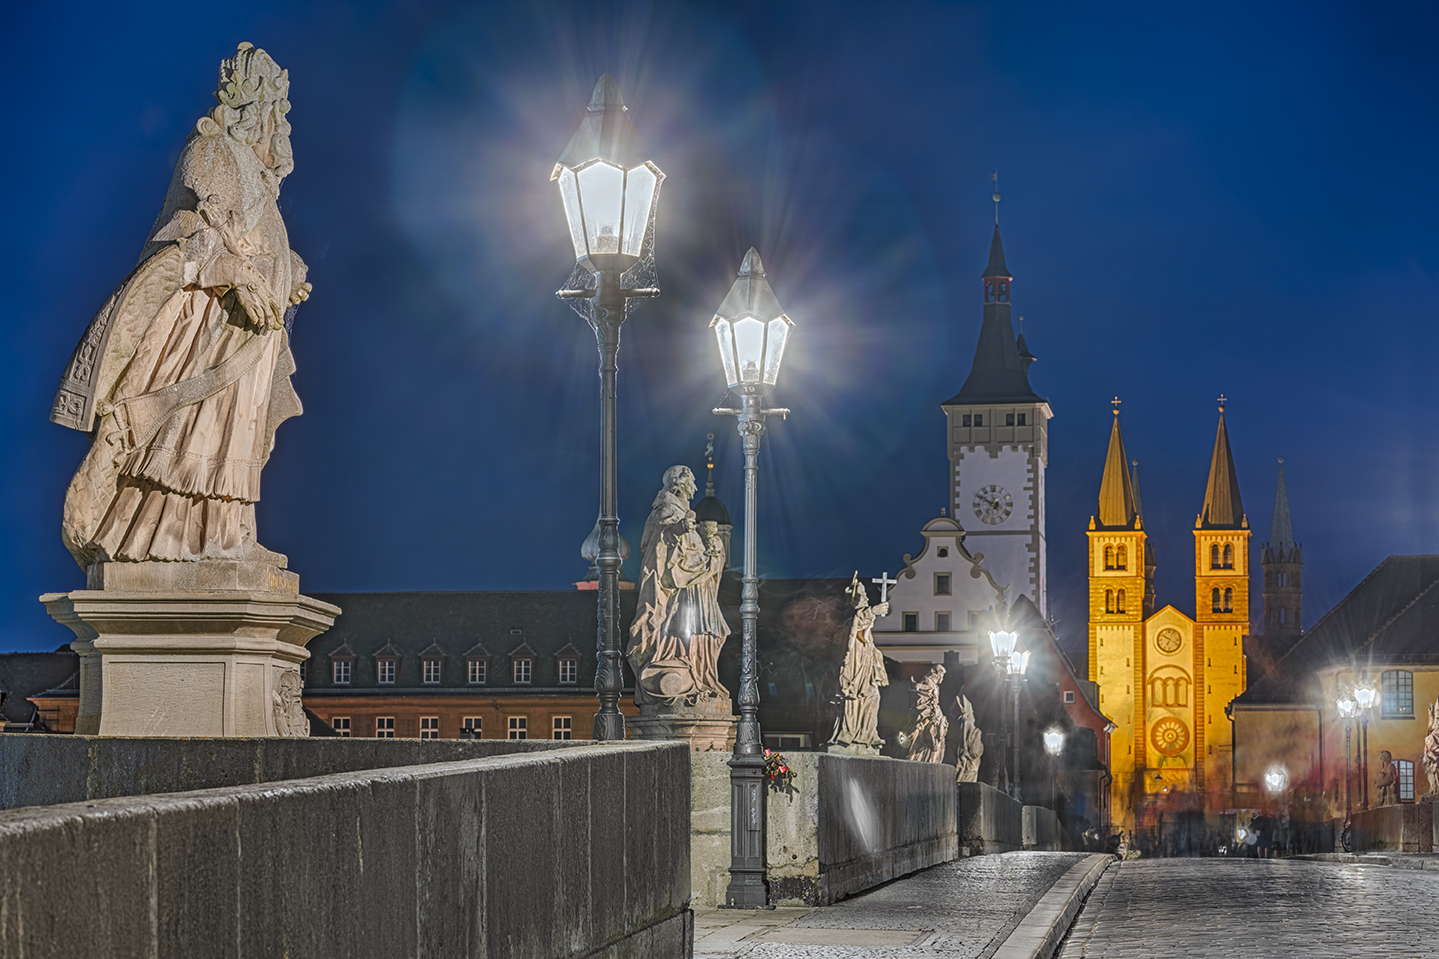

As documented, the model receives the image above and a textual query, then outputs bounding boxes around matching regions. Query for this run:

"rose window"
[1150,717,1190,756]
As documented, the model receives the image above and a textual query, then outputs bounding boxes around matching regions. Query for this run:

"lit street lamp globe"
[552,75,664,275]
[1353,683,1378,713]
[1007,649,1031,676]
[1337,696,1358,719]
[1264,765,1289,795]
[711,249,794,394]
[989,630,1019,662]
[1043,728,1065,757]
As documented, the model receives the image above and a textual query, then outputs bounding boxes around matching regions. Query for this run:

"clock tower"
[941,218,1052,615]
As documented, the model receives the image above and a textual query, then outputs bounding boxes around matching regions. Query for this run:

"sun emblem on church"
[1150,717,1189,756]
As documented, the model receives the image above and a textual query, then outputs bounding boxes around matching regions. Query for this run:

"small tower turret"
[1260,458,1302,651]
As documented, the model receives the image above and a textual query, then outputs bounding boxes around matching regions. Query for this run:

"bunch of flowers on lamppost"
[1353,679,1379,810]
[1337,694,1358,818]
[552,75,663,740]
[710,247,793,909]
[1043,728,1065,811]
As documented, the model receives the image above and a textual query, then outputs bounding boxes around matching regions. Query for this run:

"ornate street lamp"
[1337,695,1358,819]
[1043,728,1065,811]
[1353,679,1378,810]
[989,630,1019,796]
[553,75,664,740]
[711,248,792,909]
[1007,650,1031,802]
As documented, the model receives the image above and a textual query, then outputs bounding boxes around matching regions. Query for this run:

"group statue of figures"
[906,665,948,764]
[953,694,984,782]
[627,466,730,709]
[827,572,890,756]
[1424,696,1439,801]
[52,43,310,569]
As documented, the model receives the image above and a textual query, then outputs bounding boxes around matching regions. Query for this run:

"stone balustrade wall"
[0,741,692,958]
[956,781,1023,855]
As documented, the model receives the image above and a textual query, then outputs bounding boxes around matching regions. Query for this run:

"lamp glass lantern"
[1337,696,1358,719]
[551,75,664,274]
[1353,683,1378,713]
[1007,650,1031,676]
[710,249,794,393]
[1043,729,1065,756]
[989,630,1019,661]
[1263,765,1289,795]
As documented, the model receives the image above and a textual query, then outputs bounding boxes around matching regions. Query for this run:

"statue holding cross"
[871,572,897,605]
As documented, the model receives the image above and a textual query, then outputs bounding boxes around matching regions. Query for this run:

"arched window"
[1398,760,1415,801]
[1278,609,1286,624]
[1210,544,1220,569]
[1223,544,1234,569]
[1223,587,1233,613]
[1211,588,1222,613]
[1177,679,1188,707]
[1105,589,1114,614]
[1104,545,1114,570]
[1116,545,1127,570]
[1116,589,1127,614]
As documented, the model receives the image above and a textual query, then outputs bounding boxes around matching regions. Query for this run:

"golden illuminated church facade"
[1088,401,1249,830]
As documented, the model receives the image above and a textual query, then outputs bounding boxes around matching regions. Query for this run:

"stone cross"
[872,572,897,604]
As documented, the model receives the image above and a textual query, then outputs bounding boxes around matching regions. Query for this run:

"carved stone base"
[826,742,882,757]
[627,709,738,752]
[41,561,340,738]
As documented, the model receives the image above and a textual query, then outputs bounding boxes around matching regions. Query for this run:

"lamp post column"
[994,664,1010,796]
[1361,717,1370,811]
[590,269,626,741]
[1011,677,1024,803]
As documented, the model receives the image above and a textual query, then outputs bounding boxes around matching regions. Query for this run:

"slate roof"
[1095,413,1138,530]
[305,590,639,693]
[942,225,1046,407]
[0,651,80,725]
[1198,412,1245,529]
[1269,460,1295,551]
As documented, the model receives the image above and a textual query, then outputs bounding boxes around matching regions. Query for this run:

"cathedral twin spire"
[1198,398,1246,530]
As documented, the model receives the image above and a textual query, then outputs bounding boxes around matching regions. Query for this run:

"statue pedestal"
[41,561,340,737]
[826,742,882,758]
[627,701,737,752]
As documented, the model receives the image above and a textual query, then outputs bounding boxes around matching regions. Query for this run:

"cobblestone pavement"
[695,852,1091,959]
[1058,858,1439,959]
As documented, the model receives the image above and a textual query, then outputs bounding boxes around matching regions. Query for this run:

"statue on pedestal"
[906,664,948,763]
[954,693,984,783]
[627,466,731,711]
[40,44,337,739]
[827,573,889,756]
[1422,697,1439,801]
[1375,750,1399,806]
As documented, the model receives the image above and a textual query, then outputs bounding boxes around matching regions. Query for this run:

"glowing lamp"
[1264,765,1289,795]
[1008,650,1031,676]
[1354,683,1378,713]
[710,248,794,394]
[1043,729,1065,756]
[989,630,1019,661]
[1337,696,1358,719]
[552,75,664,274]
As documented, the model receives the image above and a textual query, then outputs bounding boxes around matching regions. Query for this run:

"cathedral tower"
[1260,458,1302,649]
[1192,398,1250,797]
[941,216,1052,615]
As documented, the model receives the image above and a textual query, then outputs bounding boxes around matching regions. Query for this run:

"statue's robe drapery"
[53,130,303,566]
[907,673,949,763]
[954,695,984,782]
[628,490,729,706]
[829,609,888,750]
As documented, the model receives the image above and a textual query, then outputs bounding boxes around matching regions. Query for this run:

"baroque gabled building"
[1089,400,1250,830]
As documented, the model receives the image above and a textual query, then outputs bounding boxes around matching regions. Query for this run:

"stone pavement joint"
[992,854,1114,959]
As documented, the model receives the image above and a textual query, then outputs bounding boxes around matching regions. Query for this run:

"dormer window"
[514,659,531,684]
[555,643,580,685]
[378,660,395,684]
[420,643,444,685]
[329,644,356,686]
[464,643,490,685]
[510,641,536,685]
[374,642,401,685]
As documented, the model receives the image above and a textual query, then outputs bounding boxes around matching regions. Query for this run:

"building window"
[938,547,949,558]
[1063,690,1075,704]
[559,658,578,685]
[1223,587,1233,613]
[468,660,486,684]
[377,660,396,685]
[935,572,951,595]
[1105,589,1114,614]
[553,716,573,740]
[1104,546,1114,570]
[508,716,527,740]
[961,414,972,427]
[1398,759,1415,801]
[1116,589,1127,614]
[331,716,351,737]
[936,612,952,632]
[1017,413,1027,426]
[423,660,441,684]
[1005,413,1015,426]
[1382,670,1414,718]
[902,612,918,632]
[1210,544,1220,569]
[973,414,983,427]
[513,659,532,684]
[1211,588,1222,613]
[333,661,351,685]
[420,716,439,740]
[1279,608,1286,624]
[1223,544,1234,569]
[376,717,395,738]
[1116,545,1127,570]
[462,717,482,738]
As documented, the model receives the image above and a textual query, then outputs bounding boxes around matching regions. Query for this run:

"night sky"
[5,1,1439,663]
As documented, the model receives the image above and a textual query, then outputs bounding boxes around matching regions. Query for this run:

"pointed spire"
[1096,400,1138,529]
[982,225,1011,279]
[1130,459,1145,525]
[1199,396,1246,529]
[1270,457,1294,550]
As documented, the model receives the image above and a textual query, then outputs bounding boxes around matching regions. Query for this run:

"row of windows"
[900,612,953,632]
[1209,544,1235,569]
[1103,546,1128,571]
[331,657,576,687]
[1104,589,1127,614]
[958,412,1028,428]
[329,715,574,740]
[1210,588,1234,613]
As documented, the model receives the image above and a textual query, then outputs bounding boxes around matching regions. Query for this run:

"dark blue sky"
[4,1,1439,661]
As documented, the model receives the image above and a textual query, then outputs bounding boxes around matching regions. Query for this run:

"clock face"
[1155,628,1183,654]
[972,485,1013,525]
